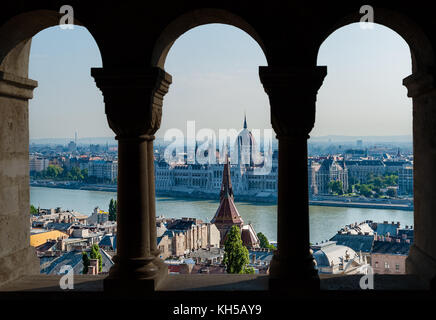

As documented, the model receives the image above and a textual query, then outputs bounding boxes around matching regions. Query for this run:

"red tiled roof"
[212,196,244,226]
[241,225,259,248]
[212,156,243,226]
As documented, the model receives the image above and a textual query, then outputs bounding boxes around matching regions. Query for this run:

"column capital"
[403,68,436,98]
[259,66,327,138]
[0,71,38,100]
[91,67,172,139]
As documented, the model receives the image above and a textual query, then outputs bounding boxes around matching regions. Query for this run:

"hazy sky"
[28,23,412,140]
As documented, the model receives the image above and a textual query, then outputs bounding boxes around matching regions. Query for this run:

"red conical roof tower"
[211,154,244,244]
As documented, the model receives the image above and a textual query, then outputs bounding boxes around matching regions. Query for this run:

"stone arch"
[0,9,100,77]
[0,9,105,287]
[317,7,434,73]
[151,8,268,68]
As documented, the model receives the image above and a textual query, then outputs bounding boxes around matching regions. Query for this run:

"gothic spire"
[220,154,234,200]
[211,153,244,244]
[243,113,247,129]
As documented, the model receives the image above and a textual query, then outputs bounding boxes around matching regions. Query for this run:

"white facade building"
[155,117,278,199]
[88,160,118,182]
[29,155,49,172]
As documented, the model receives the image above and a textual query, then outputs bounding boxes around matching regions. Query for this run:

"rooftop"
[372,240,411,255]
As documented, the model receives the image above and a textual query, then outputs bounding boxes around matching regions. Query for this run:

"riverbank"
[30,181,117,192]
[30,181,414,210]
[308,200,413,211]
[30,181,277,203]
[30,186,414,244]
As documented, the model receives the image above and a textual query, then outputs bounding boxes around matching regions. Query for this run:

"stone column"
[403,70,436,289]
[0,71,39,287]
[91,67,172,292]
[259,66,327,291]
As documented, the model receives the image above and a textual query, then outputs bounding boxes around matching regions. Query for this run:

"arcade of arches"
[0,2,436,295]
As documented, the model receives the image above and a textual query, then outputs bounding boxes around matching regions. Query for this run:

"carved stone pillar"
[403,69,436,289]
[0,71,39,287]
[91,67,172,292]
[259,66,327,291]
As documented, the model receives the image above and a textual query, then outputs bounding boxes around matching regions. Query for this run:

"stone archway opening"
[151,8,268,69]
[312,11,436,286]
[151,19,275,278]
[0,10,104,286]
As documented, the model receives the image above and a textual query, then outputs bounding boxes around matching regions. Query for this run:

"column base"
[406,244,436,290]
[268,251,320,292]
[0,246,39,287]
[269,276,320,293]
[103,256,168,294]
[104,273,167,294]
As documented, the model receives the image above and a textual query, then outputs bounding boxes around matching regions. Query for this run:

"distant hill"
[308,135,412,143]
[30,136,117,146]
[30,135,412,147]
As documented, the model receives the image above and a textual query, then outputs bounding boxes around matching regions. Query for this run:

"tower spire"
[211,152,244,245]
[243,113,247,129]
[220,154,233,200]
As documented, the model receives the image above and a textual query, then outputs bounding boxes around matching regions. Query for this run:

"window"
[384,262,390,269]
[395,264,400,272]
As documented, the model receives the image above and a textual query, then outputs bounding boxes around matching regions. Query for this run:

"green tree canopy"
[46,164,63,178]
[82,251,90,274]
[30,204,39,215]
[90,244,102,272]
[257,232,275,250]
[328,180,343,195]
[223,225,251,274]
[109,198,117,222]
[386,188,397,197]
[359,184,373,197]
[31,165,88,182]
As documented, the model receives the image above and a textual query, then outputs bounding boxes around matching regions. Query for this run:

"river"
[30,187,414,244]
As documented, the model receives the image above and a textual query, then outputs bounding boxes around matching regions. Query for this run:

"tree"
[69,166,84,181]
[257,232,275,250]
[347,183,353,194]
[109,198,117,222]
[45,164,63,179]
[30,204,38,215]
[82,168,88,180]
[328,180,343,195]
[387,188,397,198]
[384,174,398,186]
[244,266,255,274]
[223,225,251,274]
[359,184,373,197]
[82,251,90,274]
[90,244,102,272]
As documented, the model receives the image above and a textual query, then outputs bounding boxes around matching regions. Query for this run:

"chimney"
[89,258,99,275]
[88,265,96,275]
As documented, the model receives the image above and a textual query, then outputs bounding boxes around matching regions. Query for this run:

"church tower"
[211,154,244,245]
